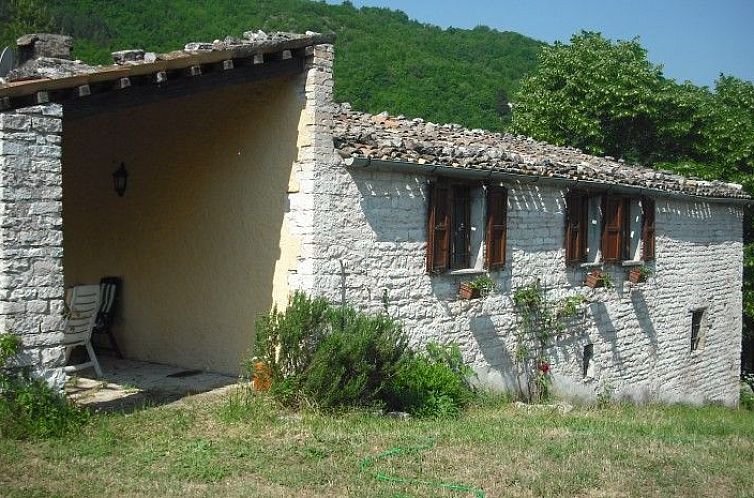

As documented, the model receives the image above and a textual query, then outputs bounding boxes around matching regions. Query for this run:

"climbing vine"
[512,279,588,402]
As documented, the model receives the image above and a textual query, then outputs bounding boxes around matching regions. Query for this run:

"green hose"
[359,437,485,497]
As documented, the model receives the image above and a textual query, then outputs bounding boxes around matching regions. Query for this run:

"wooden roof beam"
[64,57,304,121]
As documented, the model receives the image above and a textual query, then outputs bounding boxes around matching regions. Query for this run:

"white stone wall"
[0,104,66,389]
[287,45,336,295]
[302,157,744,406]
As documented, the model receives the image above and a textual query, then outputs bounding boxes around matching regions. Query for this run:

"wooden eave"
[0,32,334,115]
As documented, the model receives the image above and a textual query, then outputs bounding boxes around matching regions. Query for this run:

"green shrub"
[385,343,476,418]
[0,333,89,439]
[300,307,410,409]
[1,377,90,439]
[252,292,331,383]
[251,293,475,416]
[741,374,754,411]
[252,293,411,410]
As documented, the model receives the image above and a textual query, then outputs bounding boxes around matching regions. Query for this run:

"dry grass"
[1,390,753,497]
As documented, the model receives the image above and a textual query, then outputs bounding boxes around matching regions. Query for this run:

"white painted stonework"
[298,155,743,406]
[0,104,67,388]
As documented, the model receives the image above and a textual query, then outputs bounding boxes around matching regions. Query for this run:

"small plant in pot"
[459,275,495,300]
[628,266,652,284]
[584,270,613,289]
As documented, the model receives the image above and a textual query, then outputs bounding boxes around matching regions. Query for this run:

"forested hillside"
[0,0,544,131]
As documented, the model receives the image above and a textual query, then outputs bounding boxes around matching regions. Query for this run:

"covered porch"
[65,355,237,412]
[61,73,303,377]
[0,31,333,390]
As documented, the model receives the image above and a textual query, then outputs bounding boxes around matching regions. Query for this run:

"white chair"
[63,284,103,378]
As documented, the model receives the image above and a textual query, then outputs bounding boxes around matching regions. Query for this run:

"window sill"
[577,260,646,269]
[579,262,602,269]
[448,268,487,276]
[621,260,644,267]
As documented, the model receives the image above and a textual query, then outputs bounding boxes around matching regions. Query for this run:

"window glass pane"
[451,186,471,269]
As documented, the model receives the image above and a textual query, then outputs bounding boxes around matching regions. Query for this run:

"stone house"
[0,32,747,405]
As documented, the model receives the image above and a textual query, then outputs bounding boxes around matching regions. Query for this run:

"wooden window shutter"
[485,185,508,270]
[565,192,588,264]
[601,196,624,263]
[642,197,656,261]
[426,182,450,273]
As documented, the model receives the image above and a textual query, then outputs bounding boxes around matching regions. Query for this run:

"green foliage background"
[0,0,543,131]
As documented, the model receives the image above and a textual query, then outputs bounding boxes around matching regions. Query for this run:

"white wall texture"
[0,104,67,389]
[300,155,744,406]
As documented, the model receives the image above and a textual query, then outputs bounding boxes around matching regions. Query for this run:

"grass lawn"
[1,389,753,497]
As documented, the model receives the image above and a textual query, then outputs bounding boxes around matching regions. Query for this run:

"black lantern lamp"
[112,162,128,197]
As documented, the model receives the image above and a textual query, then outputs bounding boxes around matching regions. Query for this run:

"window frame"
[450,184,472,270]
[564,189,657,266]
[426,180,508,274]
[565,190,590,264]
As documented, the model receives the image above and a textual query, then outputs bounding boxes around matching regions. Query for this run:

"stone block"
[39,346,65,366]
[0,114,32,131]
[31,117,62,134]
[29,144,62,158]
[0,140,29,156]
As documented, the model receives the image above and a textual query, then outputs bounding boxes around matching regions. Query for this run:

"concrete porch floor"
[65,355,238,412]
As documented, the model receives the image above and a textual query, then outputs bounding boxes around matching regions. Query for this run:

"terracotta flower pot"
[458,283,480,300]
[252,361,272,392]
[584,271,604,288]
[628,267,644,284]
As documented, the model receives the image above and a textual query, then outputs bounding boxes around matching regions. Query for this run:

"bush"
[300,307,409,409]
[0,333,89,439]
[252,293,411,409]
[386,343,476,418]
[741,374,754,411]
[252,292,331,382]
[251,293,476,416]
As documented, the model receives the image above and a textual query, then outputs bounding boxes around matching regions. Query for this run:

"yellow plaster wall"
[62,77,304,375]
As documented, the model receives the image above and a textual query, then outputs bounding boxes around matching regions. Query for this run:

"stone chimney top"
[16,34,73,64]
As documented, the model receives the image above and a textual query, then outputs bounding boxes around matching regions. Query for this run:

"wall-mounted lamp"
[112,162,128,197]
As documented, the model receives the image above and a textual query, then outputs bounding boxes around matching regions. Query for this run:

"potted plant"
[458,282,479,300]
[628,266,652,284]
[584,270,612,289]
[471,275,495,297]
[459,275,495,300]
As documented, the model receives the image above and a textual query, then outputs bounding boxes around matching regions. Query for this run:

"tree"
[0,0,53,50]
[510,31,667,163]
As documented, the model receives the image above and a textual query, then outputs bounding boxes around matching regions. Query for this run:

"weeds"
[0,333,89,439]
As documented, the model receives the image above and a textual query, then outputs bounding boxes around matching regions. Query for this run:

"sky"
[325,0,754,87]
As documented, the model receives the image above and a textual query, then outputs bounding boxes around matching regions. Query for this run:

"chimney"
[16,34,73,64]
